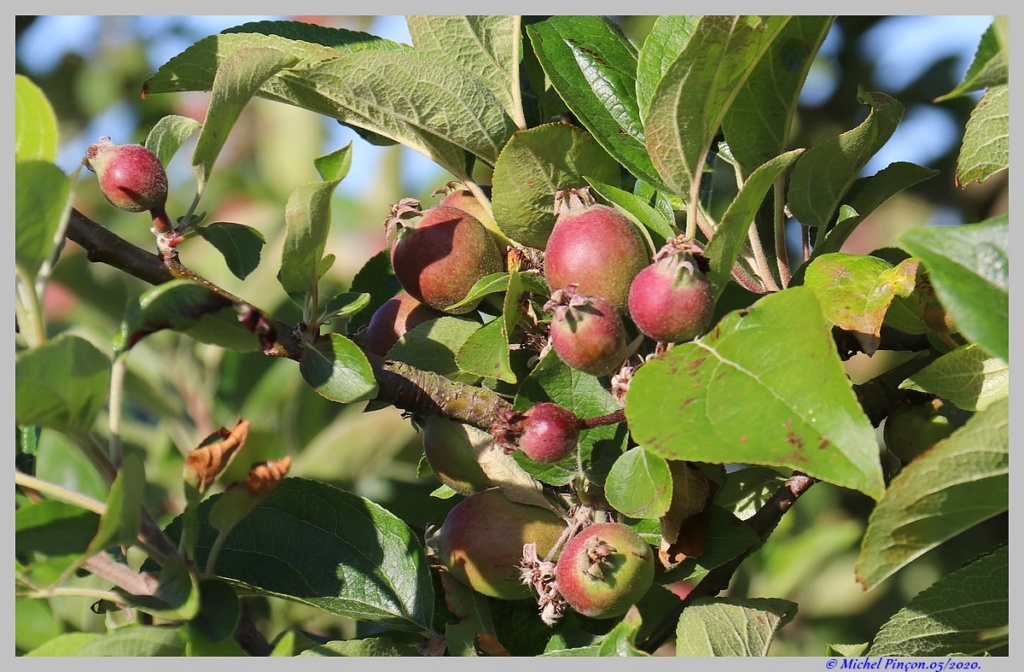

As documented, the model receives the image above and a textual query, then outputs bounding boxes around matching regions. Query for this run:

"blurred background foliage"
[14,15,1008,655]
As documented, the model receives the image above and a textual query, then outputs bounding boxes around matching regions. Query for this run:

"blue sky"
[17,15,993,199]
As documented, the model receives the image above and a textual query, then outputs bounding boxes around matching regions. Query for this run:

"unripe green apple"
[428,489,566,600]
[555,522,654,619]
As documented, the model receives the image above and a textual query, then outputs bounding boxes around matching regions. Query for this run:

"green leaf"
[314,142,353,182]
[23,633,103,656]
[828,642,871,657]
[604,447,673,519]
[277,179,342,295]
[15,500,101,557]
[93,453,145,551]
[935,17,1008,101]
[703,148,804,300]
[527,16,662,189]
[299,334,377,404]
[957,84,1008,186]
[115,280,234,352]
[16,160,70,279]
[438,572,496,657]
[675,597,797,656]
[143,25,405,95]
[222,19,410,52]
[16,334,110,431]
[646,16,790,200]
[386,316,482,382]
[542,608,646,656]
[512,351,628,486]
[319,292,371,322]
[626,287,884,500]
[15,75,58,162]
[809,162,938,259]
[192,47,300,193]
[302,634,426,657]
[722,17,833,174]
[456,318,515,384]
[44,625,186,656]
[144,114,201,167]
[407,15,524,128]
[180,307,261,353]
[288,50,517,175]
[788,91,904,230]
[900,343,1007,412]
[899,215,1008,363]
[635,16,700,124]
[856,397,1008,590]
[195,222,266,280]
[868,544,1007,656]
[455,269,524,383]
[490,122,620,248]
[165,477,436,634]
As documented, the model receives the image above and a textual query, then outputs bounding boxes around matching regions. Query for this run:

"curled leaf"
[184,419,251,494]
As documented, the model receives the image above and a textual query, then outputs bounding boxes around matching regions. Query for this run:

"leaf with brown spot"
[626,286,883,500]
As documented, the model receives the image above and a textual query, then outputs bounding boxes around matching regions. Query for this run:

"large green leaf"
[407,15,524,128]
[192,47,299,193]
[299,334,377,404]
[935,17,1008,101]
[675,597,797,656]
[722,16,833,174]
[899,215,1008,363]
[635,16,700,124]
[626,287,884,500]
[900,343,1008,412]
[856,397,1007,590]
[788,91,904,231]
[166,477,436,634]
[143,26,406,96]
[527,16,662,189]
[287,50,516,173]
[15,160,70,279]
[868,544,1008,656]
[16,334,110,431]
[703,148,804,300]
[15,74,58,162]
[490,122,620,248]
[24,627,184,656]
[645,16,790,200]
[957,84,1008,187]
[301,634,426,656]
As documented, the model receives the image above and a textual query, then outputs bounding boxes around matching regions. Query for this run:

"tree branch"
[65,208,514,427]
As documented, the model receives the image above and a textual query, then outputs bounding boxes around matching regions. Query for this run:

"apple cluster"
[363,183,719,623]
